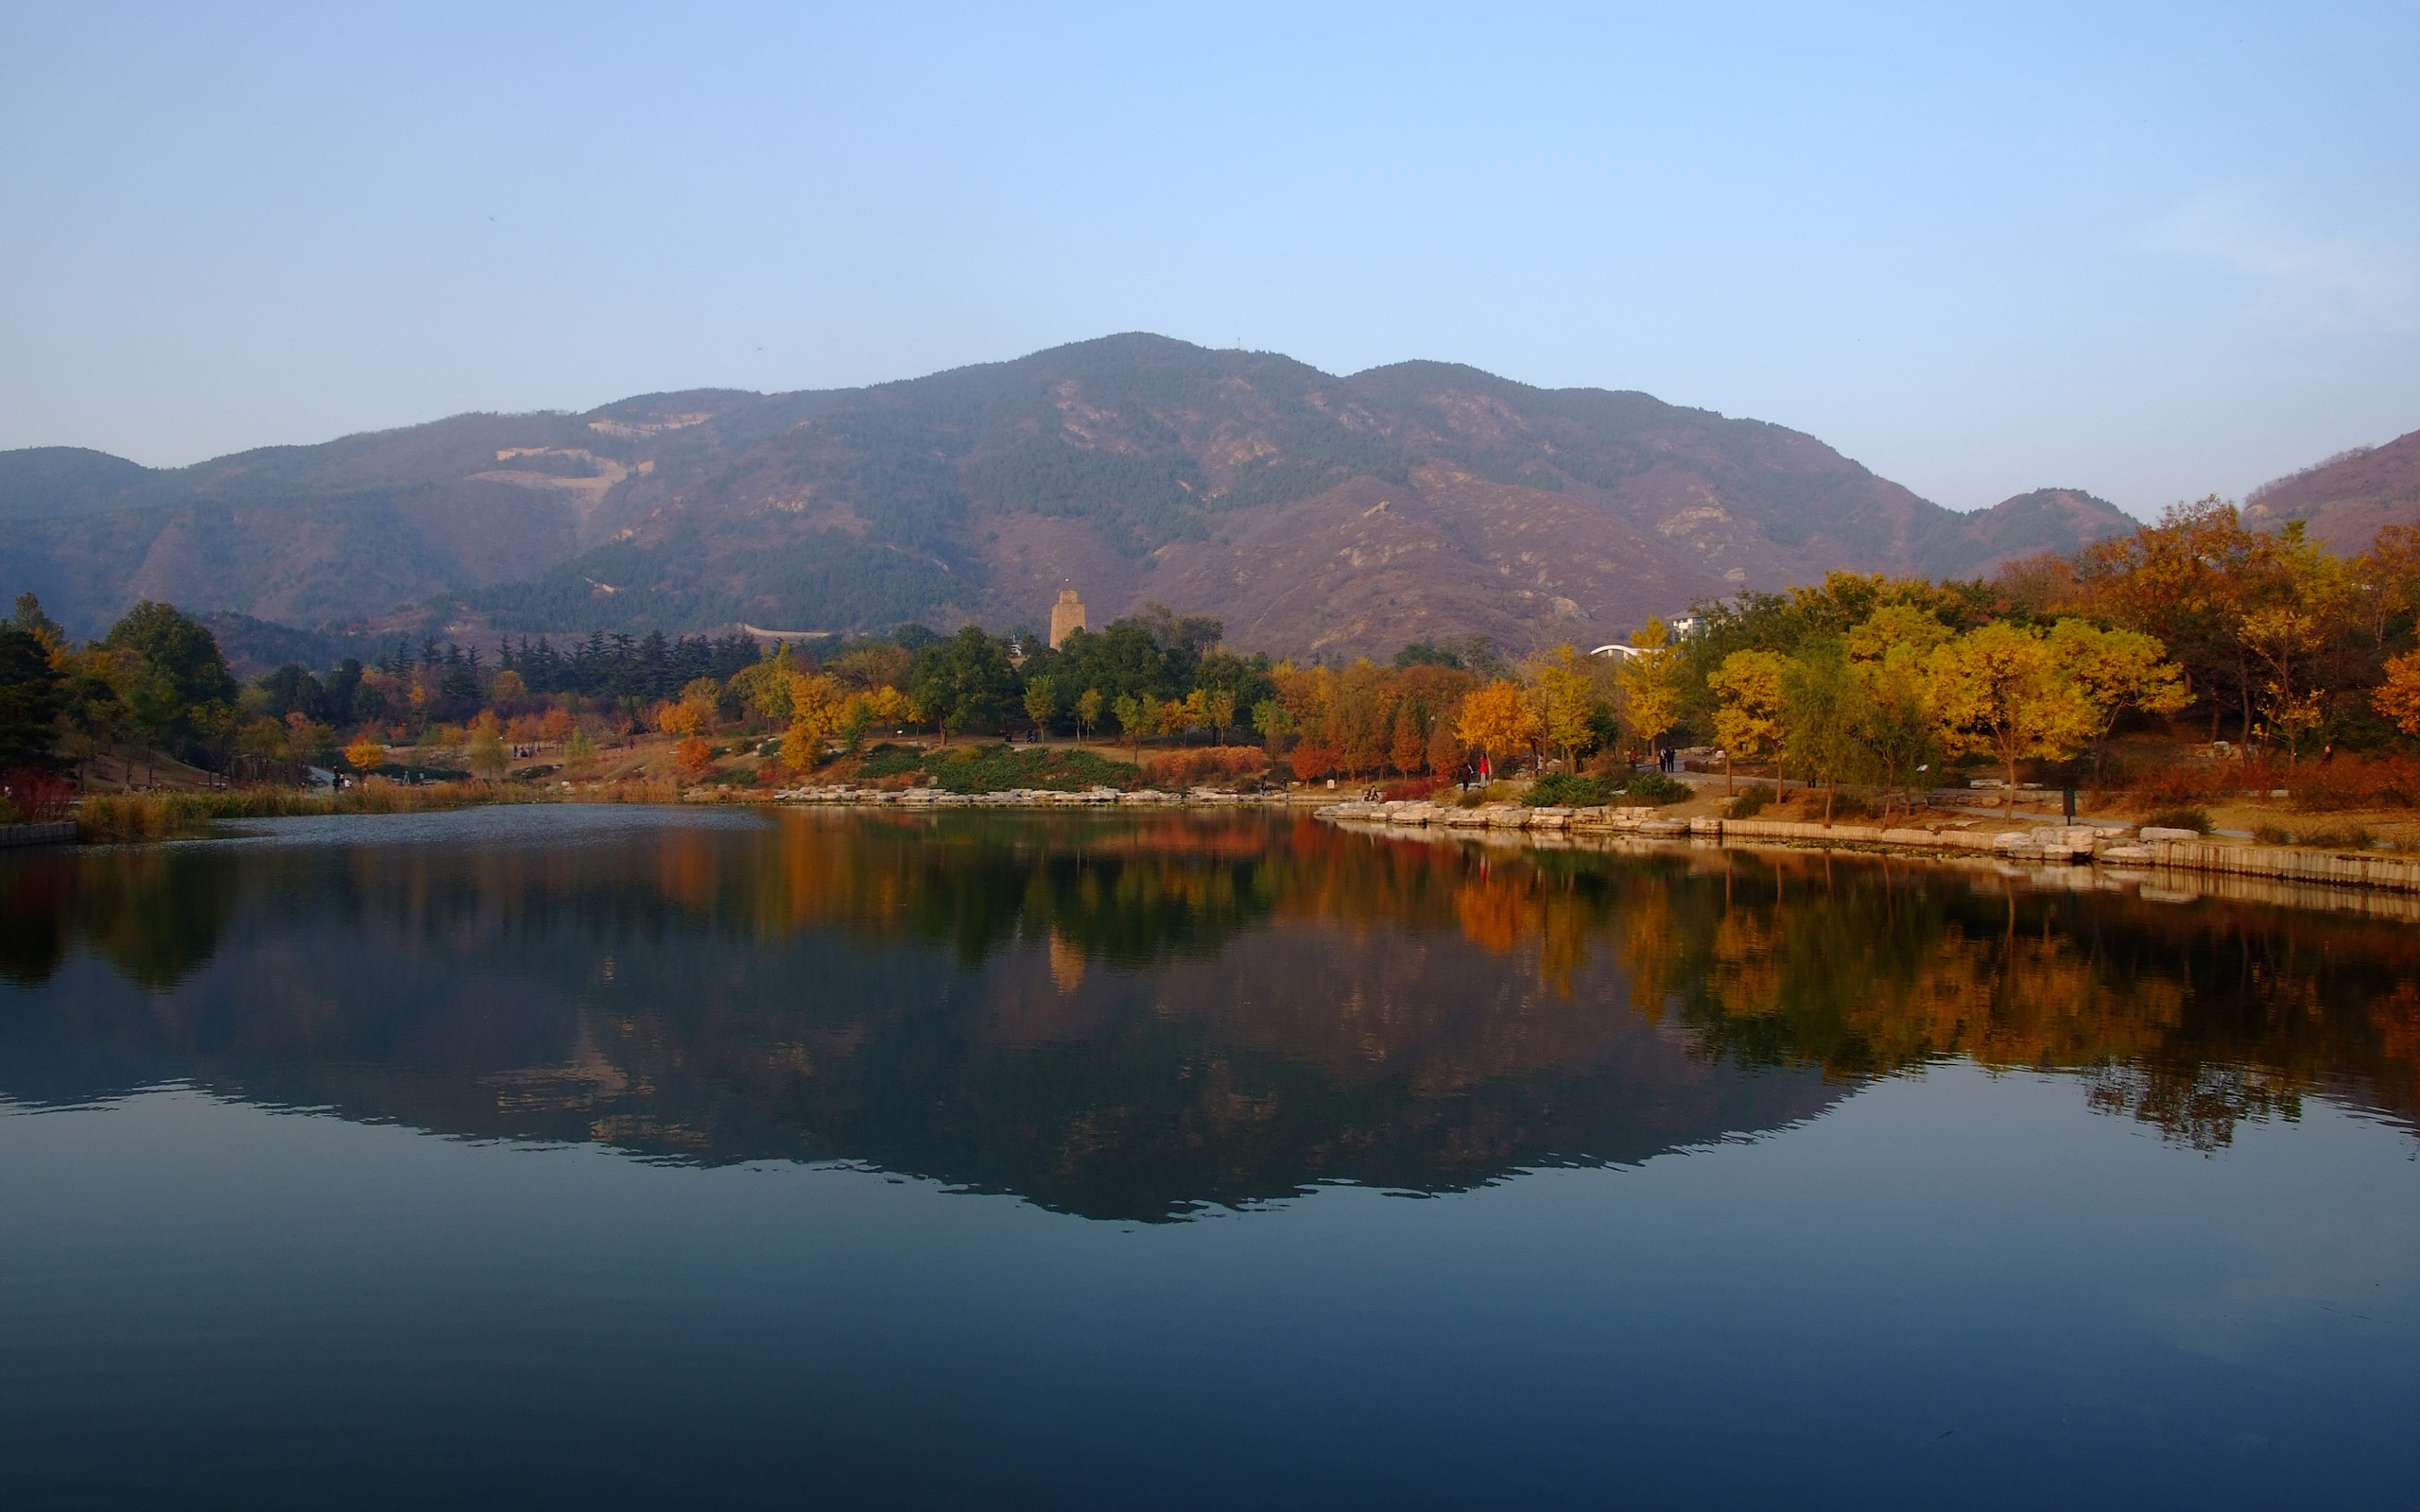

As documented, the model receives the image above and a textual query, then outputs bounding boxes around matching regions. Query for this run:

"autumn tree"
[1530,644,1599,772]
[467,713,508,781]
[343,733,387,774]
[1843,605,1953,813]
[1707,649,1788,796]
[1112,693,1149,752]
[1929,622,2096,810]
[1457,679,1541,778]
[2235,528,2346,762]
[2376,650,2420,735]
[1204,688,1237,745]
[1617,619,1682,761]
[2077,498,2274,743]
[1023,674,1058,738]
[1780,644,1869,820]
[1390,706,1428,775]
[1076,687,1104,741]
[2044,619,2188,775]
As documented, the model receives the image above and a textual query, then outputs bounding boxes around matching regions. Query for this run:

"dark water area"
[3,807,2417,1509]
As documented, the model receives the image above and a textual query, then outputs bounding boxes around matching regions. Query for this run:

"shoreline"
[1310,798,2420,901]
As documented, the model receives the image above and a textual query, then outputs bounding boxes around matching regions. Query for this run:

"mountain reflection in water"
[3,805,2415,1218]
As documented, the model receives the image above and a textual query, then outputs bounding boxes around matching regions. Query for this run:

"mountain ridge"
[2,334,2140,658]
[2243,427,2420,550]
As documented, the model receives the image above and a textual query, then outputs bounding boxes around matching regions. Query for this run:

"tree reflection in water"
[2,807,2413,1215]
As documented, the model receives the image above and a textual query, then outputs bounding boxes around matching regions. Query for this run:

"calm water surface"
[3,806,2417,1509]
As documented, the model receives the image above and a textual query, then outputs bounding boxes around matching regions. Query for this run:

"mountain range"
[0,332,2267,661]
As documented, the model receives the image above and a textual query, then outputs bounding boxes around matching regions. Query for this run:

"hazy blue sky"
[4,2,2414,516]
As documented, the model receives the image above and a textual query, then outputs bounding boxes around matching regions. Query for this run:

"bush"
[1726,783,1775,819]
[1525,773,1619,807]
[2144,806,2209,834]
[1379,775,1452,801]
[2135,763,2235,807]
[2289,753,2420,812]
[2,769,74,822]
[2298,823,2375,849]
[1143,746,1269,789]
[1620,771,1691,806]
[856,743,924,779]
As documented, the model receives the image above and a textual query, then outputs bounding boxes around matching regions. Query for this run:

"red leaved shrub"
[2288,753,2420,811]
[1379,775,1453,800]
[1144,746,1270,789]
[0,769,75,823]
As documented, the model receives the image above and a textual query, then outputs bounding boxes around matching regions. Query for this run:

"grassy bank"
[76,781,556,841]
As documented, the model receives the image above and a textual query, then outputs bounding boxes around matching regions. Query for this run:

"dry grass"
[77,781,554,841]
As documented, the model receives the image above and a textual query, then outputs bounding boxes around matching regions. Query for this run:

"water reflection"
[3,808,2414,1216]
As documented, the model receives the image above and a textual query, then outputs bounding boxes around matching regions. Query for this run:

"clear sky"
[4,2,2414,516]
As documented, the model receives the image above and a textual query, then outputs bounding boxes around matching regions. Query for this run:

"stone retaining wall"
[0,821,77,849]
[1310,800,2420,897]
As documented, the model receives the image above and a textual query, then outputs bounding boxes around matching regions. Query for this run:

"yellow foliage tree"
[2375,649,2420,736]
[466,713,508,781]
[1530,644,1599,772]
[1456,679,1541,776]
[2044,618,2188,770]
[657,696,715,737]
[1706,649,1788,796]
[1617,619,1681,759]
[344,734,386,774]
[1205,688,1238,744]
[1928,622,2097,810]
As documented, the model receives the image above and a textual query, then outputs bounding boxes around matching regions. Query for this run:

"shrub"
[1525,772,1618,807]
[1144,746,1269,789]
[1379,775,1452,800]
[1726,783,1775,819]
[856,743,924,779]
[2288,753,2420,812]
[2,769,75,823]
[2298,823,2374,849]
[2144,806,2209,834]
[2254,823,2290,846]
[2135,763,2236,806]
[1621,771,1692,806]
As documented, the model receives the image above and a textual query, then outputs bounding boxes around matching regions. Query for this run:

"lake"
[3,806,2417,1509]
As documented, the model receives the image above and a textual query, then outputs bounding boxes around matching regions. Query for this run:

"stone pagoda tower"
[1048,588,1087,649]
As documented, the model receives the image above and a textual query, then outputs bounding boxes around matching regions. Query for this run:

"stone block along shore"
[1308,799,2420,900]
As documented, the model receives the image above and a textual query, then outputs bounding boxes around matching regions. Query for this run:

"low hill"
[1,335,2139,658]
[2243,428,2420,550]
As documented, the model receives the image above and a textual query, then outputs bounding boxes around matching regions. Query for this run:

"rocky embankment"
[769,784,1289,809]
[1311,800,2420,897]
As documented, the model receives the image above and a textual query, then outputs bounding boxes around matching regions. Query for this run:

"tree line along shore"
[8,495,2420,851]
